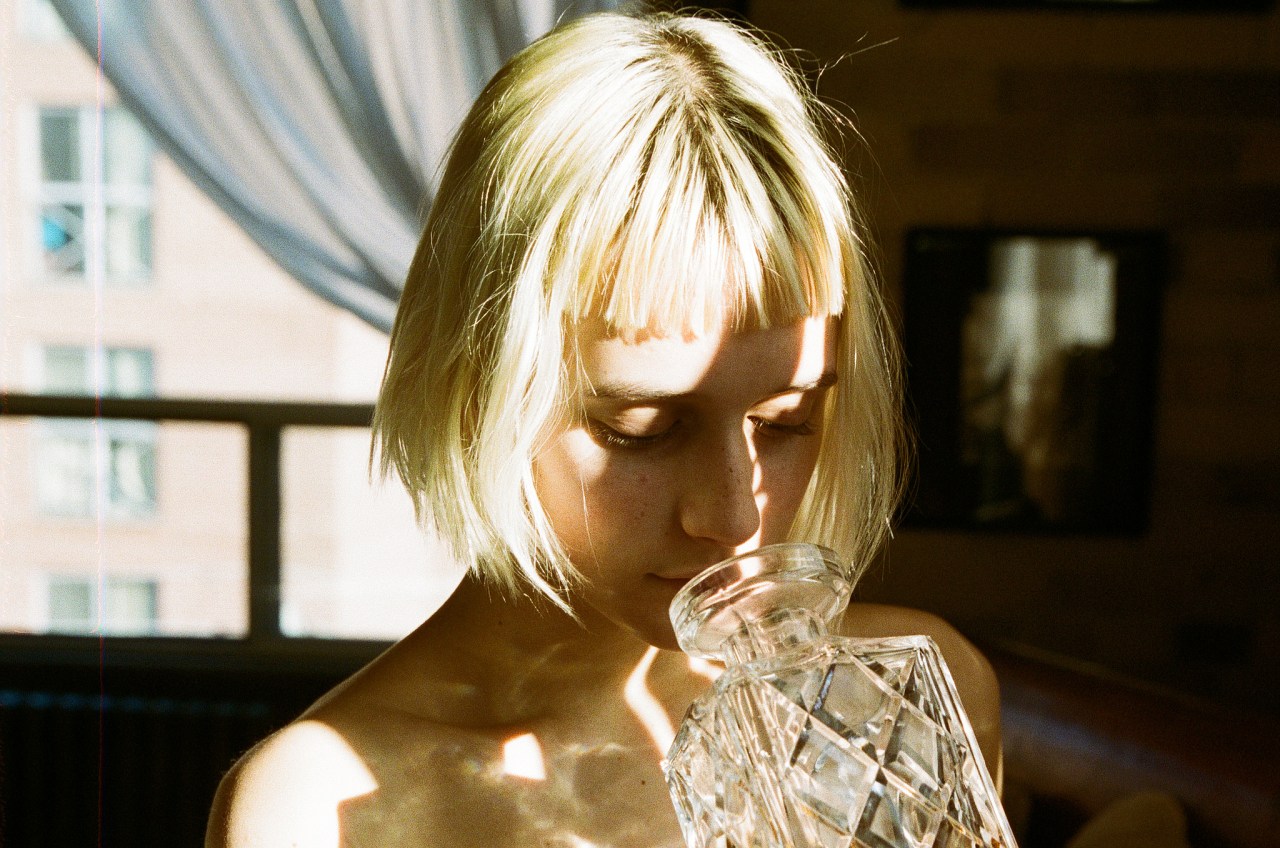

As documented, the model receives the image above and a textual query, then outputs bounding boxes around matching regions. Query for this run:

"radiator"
[0,689,279,848]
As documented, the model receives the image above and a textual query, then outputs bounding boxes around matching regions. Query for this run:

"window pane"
[47,578,93,633]
[0,418,250,637]
[281,427,463,639]
[39,109,80,182]
[104,205,152,279]
[103,109,153,186]
[103,578,158,635]
[105,348,155,397]
[34,346,155,398]
[40,203,85,275]
[34,423,95,518]
[42,345,90,394]
[107,426,158,518]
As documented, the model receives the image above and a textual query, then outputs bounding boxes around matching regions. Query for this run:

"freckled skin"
[534,317,835,651]
[206,317,1002,848]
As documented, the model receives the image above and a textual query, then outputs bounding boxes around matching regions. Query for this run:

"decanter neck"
[670,543,851,662]
[721,607,828,665]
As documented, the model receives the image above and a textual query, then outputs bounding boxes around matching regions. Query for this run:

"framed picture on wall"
[901,228,1166,534]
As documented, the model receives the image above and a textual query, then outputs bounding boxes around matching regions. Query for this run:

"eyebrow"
[587,370,838,402]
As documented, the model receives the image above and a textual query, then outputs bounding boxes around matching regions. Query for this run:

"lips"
[650,575,695,588]
[652,572,700,582]
[652,558,729,583]
[651,564,718,582]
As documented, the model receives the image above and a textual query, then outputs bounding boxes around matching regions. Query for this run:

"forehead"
[569,315,836,400]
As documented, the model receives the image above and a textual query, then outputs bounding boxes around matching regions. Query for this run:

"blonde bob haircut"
[374,11,906,609]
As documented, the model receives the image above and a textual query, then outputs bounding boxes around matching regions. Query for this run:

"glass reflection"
[961,237,1118,525]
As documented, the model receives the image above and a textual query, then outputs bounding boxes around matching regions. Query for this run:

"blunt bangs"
[521,20,853,337]
[565,124,848,337]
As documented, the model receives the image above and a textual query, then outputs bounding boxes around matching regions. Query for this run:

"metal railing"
[0,392,386,674]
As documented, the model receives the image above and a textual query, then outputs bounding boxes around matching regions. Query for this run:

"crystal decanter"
[662,543,1017,848]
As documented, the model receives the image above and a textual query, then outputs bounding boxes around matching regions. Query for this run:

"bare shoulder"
[839,602,999,701]
[205,719,378,848]
[839,602,1003,781]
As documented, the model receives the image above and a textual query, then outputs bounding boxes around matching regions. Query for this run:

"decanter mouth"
[668,542,852,661]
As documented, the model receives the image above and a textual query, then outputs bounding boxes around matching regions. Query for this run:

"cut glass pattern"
[663,543,1017,848]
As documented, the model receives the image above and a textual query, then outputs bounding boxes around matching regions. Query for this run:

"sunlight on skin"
[744,459,766,554]
[230,721,377,847]
[732,314,830,558]
[624,646,677,754]
[792,317,831,391]
[565,836,608,848]
[502,732,548,781]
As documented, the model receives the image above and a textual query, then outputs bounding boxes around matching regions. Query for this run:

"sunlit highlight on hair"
[373,11,906,609]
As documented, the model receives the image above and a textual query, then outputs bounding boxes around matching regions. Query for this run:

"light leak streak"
[86,4,108,631]
[502,732,547,781]
[624,646,676,754]
[88,8,108,848]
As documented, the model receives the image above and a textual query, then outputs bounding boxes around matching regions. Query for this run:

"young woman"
[207,10,1000,848]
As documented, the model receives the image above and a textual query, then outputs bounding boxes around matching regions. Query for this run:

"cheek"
[532,435,663,551]
[758,439,823,528]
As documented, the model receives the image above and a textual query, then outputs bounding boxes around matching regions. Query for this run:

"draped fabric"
[49,0,620,330]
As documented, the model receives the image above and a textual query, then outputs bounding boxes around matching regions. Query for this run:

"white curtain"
[49,0,621,330]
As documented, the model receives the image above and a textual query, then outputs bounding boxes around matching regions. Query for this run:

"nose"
[678,425,761,548]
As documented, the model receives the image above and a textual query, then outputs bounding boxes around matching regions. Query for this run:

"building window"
[35,419,159,519]
[37,106,153,283]
[38,344,156,397]
[34,345,159,519]
[47,575,159,636]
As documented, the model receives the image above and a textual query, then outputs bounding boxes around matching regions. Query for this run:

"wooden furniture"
[992,645,1280,848]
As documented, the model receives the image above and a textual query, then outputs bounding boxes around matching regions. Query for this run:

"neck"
[389,573,660,727]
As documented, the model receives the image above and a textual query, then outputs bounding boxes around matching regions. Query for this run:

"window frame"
[33,104,154,287]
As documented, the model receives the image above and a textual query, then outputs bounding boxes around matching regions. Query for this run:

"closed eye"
[751,417,817,438]
[587,419,680,449]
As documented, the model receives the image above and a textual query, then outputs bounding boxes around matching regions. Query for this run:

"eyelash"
[587,417,816,449]
[752,418,817,438]
[587,422,674,449]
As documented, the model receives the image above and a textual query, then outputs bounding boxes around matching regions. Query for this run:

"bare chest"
[338,720,687,848]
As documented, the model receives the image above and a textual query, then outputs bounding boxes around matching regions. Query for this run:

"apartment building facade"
[0,0,457,642]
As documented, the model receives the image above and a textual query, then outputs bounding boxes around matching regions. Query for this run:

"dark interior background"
[743,0,1280,720]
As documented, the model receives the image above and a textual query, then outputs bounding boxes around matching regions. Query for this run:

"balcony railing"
[0,392,387,675]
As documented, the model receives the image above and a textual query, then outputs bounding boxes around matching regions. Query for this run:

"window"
[38,344,156,397]
[47,575,159,636]
[37,106,154,283]
[34,419,158,519]
[34,345,159,519]
[2,29,440,648]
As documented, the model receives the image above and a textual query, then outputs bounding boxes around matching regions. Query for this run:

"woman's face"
[533,315,837,649]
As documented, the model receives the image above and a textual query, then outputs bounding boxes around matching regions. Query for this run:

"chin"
[622,611,684,652]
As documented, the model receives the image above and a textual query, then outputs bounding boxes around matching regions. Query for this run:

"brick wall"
[752,0,1280,716]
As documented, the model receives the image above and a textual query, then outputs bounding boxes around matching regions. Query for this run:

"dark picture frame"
[901,228,1166,534]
